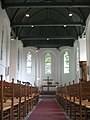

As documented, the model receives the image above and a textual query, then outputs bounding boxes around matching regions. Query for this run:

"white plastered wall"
[79,37,87,61]
[73,37,87,83]
[10,38,23,82]
[73,40,79,83]
[86,13,90,80]
[0,2,11,81]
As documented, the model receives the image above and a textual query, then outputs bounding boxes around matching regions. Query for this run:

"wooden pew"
[81,81,90,120]
[65,81,86,120]
[70,82,83,120]
[31,86,39,106]
[66,82,75,117]
[13,82,21,120]
[0,74,39,120]
[73,81,90,120]
[26,84,32,113]
[0,75,14,120]
[56,81,86,120]
[13,81,35,120]
[56,85,67,111]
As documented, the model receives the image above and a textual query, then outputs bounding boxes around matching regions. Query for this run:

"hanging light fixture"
[31,25,34,28]
[25,13,29,17]
[36,48,38,53]
[47,38,49,40]
[69,7,72,17]
[36,47,40,53]
[11,36,14,41]
[64,24,67,27]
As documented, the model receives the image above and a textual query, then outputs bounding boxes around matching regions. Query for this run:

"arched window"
[64,51,69,74]
[76,47,79,71]
[18,49,20,71]
[0,29,4,60]
[45,53,51,74]
[27,51,32,73]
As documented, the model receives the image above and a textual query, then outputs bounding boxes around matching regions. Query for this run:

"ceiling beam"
[11,28,17,37]
[20,37,76,41]
[12,22,85,27]
[2,2,90,9]
[22,39,74,47]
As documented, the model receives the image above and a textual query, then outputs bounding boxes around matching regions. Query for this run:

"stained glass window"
[27,51,32,73]
[64,51,69,74]
[0,30,4,60]
[45,53,51,74]
[18,49,19,70]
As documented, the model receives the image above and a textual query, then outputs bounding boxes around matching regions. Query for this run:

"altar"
[42,84,56,91]
[41,84,57,95]
[41,77,57,95]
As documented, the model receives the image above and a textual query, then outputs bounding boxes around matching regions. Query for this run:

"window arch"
[45,53,51,74]
[64,51,69,74]
[27,51,32,73]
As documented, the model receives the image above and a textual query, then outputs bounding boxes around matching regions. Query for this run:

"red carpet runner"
[28,98,68,120]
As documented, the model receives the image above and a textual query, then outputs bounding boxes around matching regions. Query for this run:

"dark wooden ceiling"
[1,0,90,48]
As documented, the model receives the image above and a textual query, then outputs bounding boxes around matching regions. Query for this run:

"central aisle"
[28,97,68,120]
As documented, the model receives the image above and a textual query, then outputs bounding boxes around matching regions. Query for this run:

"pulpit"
[79,61,87,81]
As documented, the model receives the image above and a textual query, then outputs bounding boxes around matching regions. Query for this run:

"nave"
[0,73,69,120]
[1,72,90,120]
[0,73,70,120]
[26,79,90,120]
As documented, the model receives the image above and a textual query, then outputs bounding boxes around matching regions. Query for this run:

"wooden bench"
[31,86,39,106]
[56,80,90,120]
[0,75,39,120]
[0,75,14,120]
[56,85,67,111]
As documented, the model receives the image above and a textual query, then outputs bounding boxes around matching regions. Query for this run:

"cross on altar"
[43,76,53,92]
[43,78,53,85]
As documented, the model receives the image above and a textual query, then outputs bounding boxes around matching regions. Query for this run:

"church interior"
[0,0,90,120]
